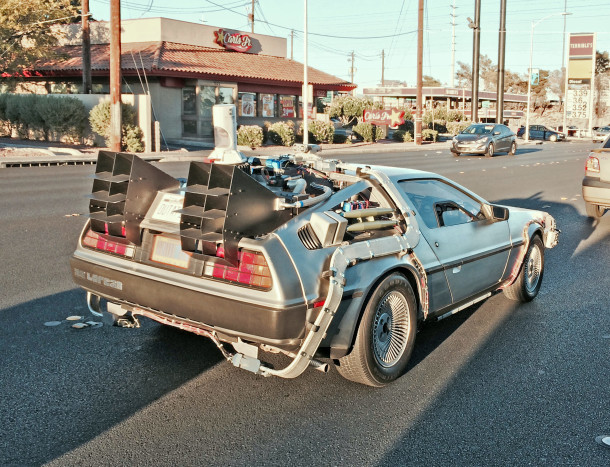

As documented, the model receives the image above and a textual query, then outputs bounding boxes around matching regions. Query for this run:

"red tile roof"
[32,42,355,90]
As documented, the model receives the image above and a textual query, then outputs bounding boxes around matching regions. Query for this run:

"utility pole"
[415,0,424,145]
[290,30,294,60]
[250,0,255,33]
[303,0,309,146]
[349,51,355,95]
[81,0,91,94]
[381,49,385,86]
[496,0,507,123]
[109,0,121,152]
[450,0,456,88]
[470,0,481,123]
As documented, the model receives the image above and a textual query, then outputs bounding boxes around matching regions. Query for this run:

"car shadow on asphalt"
[0,288,225,465]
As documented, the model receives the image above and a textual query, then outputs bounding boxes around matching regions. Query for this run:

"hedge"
[268,121,295,146]
[0,93,87,142]
[237,125,264,148]
[89,100,144,152]
[352,122,384,142]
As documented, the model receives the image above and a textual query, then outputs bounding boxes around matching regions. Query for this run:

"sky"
[90,0,610,90]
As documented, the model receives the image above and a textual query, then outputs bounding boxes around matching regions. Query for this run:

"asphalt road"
[1,140,608,466]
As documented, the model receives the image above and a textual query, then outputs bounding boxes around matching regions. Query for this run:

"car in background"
[592,126,610,143]
[583,134,610,218]
[451,123,517,157]
[517,125,565,142]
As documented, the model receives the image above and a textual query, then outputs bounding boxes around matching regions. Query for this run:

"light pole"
[525,12,571,142]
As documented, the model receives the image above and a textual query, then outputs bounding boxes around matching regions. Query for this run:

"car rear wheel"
[452,150,460,157]
[335,273,417,387]
[549,134,558,142]
[485,143,494,158]
[504,236,544,302]
[585,201,606,218]
[508,141,516,156]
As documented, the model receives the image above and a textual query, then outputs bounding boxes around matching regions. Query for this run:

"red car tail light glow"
[209,246,272,289]
[82,229,134,257]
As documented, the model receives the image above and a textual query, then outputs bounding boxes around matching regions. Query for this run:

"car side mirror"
[481,203,509,221]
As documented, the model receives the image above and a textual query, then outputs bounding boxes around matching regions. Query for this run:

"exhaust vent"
[179,161,292,266]
[88,151,179,244]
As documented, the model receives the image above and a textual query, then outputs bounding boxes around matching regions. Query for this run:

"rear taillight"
[205,246,272,289]
[82,229,134,257]
[586,156,600,173]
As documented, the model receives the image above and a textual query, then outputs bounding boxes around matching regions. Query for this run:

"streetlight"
[525,12,572,142]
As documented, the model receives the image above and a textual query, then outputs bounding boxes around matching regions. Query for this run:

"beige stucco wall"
[148,82,182,141]
[59,18,287,58]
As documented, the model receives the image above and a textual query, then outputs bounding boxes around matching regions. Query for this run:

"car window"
[462,125,494,135]
[399,179,483,229]
[603,137,610,149]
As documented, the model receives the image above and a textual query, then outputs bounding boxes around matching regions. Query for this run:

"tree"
[422,75,442,87]
[328,95,382,126]
[455,61,471,89]
[0,0,79,79]
[596,50,610,75]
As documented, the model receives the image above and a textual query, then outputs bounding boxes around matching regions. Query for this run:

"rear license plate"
[152,193,184,223]
[150,235,190,269]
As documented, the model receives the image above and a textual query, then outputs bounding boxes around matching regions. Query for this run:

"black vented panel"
[298,224,322,250]
[179,161,292,267]
[88,151,179,244]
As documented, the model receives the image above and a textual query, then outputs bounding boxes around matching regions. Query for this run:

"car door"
[399,179,512,304]
[493,125,510,152]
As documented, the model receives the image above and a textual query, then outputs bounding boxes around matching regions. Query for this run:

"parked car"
[583,134,610,218]
[517,125,565,142]
[451,123,517,157]
[71,150,559,387]
[592,126,610,143]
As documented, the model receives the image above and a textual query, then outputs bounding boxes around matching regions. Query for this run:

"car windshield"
[462,125,494,135]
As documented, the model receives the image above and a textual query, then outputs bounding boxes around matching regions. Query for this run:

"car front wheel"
[585,201,606,218]
[485,143,494,158]
[504,236,544,302]
[508,141,516,156]
[549,134,558,142]
[335,273,417,387]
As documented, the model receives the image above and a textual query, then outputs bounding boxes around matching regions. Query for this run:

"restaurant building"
[25,18,355,144]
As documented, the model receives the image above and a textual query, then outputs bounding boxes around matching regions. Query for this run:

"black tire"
[451,150,460,157]
[335,273,417,387]
[504,236,544,302]
[485,142,494,158]
[585,201,606,218]
[508,141,516,156]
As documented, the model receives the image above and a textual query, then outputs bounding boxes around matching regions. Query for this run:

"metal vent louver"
[88,151,179,244]
[179,161,292,266]
[298,224,322,250]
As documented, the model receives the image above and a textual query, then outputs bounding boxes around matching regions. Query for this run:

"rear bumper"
[70,255,307,346]
[582,176,610,206]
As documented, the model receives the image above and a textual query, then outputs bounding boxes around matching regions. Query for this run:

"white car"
[593,126,610,143]
[583,134,610,218]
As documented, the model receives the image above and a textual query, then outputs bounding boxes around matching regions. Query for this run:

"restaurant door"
[182,81,237,139]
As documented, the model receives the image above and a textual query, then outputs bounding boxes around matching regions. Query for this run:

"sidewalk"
[0,138,454,168]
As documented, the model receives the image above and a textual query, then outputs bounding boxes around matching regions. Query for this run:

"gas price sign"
[566,88,590,120]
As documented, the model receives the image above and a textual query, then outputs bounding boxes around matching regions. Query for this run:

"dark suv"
[517,125,565,142]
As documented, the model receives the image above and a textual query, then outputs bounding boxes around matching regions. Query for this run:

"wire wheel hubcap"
[525,244,542,294]
[372,290,410,368]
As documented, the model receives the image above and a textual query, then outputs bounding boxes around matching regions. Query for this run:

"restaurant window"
[279,95,296,118]
[218,87,235,105]
[298,96,314,119]
[238,92,257,117]
[182,86,196,114]
[260,93,276,118]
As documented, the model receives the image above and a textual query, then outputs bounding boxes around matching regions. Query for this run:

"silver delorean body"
[71,149,559,387]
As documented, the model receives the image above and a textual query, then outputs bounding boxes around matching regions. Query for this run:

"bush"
[392,129,414,143]
[38,96,88,142]
[447,120,472,136]
[307,120,334,143]
[422,129,438,142]
[123,124,144,152]
[333,132,348,144]
[352,123,384,142]
[89,101,143,151]
[267,121,295,146]
[237,125,264,148]
[429,121,447,134]
[328,95,382,126]
[447,110,467,122]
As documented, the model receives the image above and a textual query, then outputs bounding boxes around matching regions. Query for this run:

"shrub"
[237,125,264,148]
[392,129,414,143]
[89,101,143,151]
[268,121,295,146]
[352,123,384,142]
[422,129,438,142]
[447,120,472,136]
[333,132,348,144]
[38,96,88,142]
[307,120,334,143]
[447,110,467,122]
[328,95,382,126]
[123,124,144,152]
[429,121,447,133]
